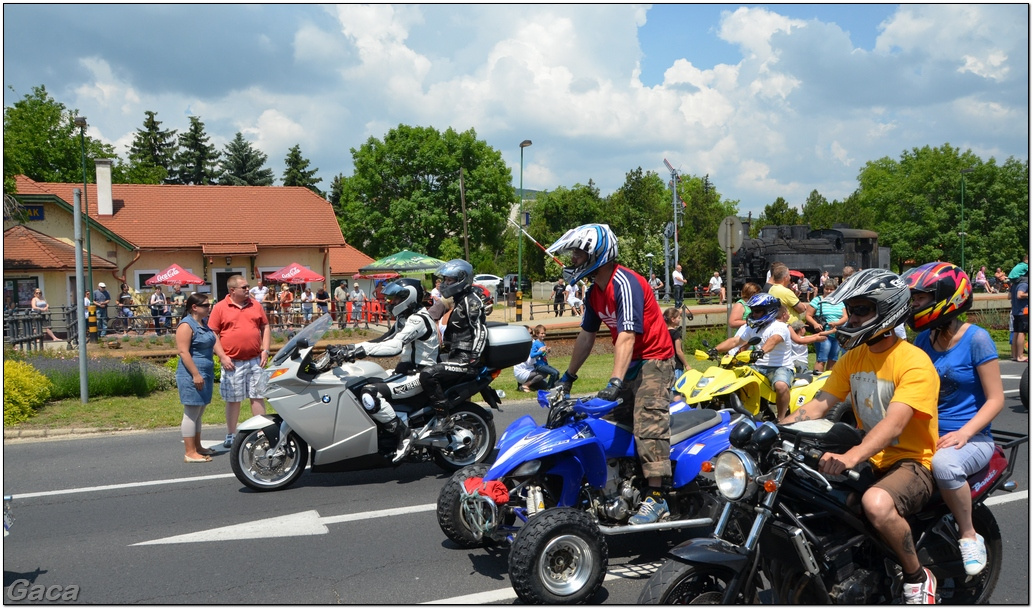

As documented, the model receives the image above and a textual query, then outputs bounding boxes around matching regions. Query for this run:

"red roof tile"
[14,176,347,250]
[4,225,118,271]
[329,244,376,276]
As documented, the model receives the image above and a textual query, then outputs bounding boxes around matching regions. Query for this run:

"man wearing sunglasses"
[781,268,940,604]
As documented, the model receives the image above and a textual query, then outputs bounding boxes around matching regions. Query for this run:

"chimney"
[95,158,114,216]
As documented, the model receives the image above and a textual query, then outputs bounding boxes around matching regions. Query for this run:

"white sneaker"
[902,567,936,604]
[223,434,234,448]
[960,534,987,576]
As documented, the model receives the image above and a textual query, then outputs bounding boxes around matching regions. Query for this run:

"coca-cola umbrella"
[266,262,325,284]
[145,264,205,286]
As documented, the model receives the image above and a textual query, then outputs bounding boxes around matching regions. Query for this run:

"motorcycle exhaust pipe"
[598,516,714,535]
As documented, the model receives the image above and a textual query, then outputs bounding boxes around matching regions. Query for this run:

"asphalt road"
[3,361,1029,604]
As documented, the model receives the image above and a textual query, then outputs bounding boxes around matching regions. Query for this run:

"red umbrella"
[789,269,804,278]
[266,262,325,284]
[146,264,205,286]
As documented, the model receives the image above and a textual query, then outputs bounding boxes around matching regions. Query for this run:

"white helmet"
[825,268,910,350]
[546,224,618,284]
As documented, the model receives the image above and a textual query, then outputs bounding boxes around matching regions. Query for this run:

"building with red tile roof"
[4,163,369,310]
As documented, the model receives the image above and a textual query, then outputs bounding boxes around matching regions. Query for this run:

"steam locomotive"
[731,223,890,290]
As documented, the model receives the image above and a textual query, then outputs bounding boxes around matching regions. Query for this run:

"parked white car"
[473,274,503,295]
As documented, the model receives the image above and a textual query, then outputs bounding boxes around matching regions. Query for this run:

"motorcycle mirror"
[747,336,762,346]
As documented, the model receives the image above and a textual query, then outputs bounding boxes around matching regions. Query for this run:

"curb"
[4,426,133,440]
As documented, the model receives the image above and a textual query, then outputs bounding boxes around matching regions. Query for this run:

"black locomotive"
[732,223,890,290]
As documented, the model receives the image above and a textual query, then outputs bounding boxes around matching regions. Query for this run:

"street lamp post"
[517,139,532,322]
[646,253,654,290]
[74,116,93,292]
[960,167,974,272]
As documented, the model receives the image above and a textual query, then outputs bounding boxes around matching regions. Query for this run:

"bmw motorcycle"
[230,314,531,491]
[638,419,1028,604]
[436,390,748,604]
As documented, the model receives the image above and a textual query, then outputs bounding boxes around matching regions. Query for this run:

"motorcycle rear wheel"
[936,503,1002,604]
[509,507,607,604]
[638,560,756,604]
[431,402,496,472]
[230,429,308,492]
[437,464,494,548]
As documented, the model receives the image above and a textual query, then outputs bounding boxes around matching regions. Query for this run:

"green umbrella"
[357,250,447,274]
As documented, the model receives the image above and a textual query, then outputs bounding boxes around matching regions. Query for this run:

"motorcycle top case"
[482,322,533,369]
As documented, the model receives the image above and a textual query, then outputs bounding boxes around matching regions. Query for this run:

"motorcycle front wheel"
[638,560,755,604]
[509,507,607,604]
[230,429,308,492]
[431,402,496,472]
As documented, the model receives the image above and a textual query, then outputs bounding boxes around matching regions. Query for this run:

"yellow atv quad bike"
[672,338,835,422]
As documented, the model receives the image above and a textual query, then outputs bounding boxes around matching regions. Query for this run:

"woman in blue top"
[804,277,848,372]
[176,293,218,463]
[903,262,1004,577]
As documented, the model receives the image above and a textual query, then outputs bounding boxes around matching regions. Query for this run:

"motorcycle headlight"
[695,377,712,389]
[714,449,758,502]
[511,459,542,477]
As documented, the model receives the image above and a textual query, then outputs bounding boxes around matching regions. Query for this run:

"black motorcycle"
[638,419,1027,604]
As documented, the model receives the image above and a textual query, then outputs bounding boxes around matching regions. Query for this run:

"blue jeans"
[534,363,559,388]
[754,365,793,389]
[96,308,108,337]
[814,335,841,364]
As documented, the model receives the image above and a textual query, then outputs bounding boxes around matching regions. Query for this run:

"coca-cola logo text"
[155,267,181,282]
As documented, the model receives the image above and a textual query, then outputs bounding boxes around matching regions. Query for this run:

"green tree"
[282,144,323,196]
[755,197,800,232]
[3,85,116,188]
[800,190,838,230]
[337,124,513,260]
[601,168,674,278]
[328,173,345,212]
[171,116,221,185]
[675,175,739,286]
[126,110,177,184]
[218,132,273,186]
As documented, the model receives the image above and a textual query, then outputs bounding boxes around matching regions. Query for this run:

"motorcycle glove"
[351,346,367,360]
[552,371,578,399]
[597,377,624,401]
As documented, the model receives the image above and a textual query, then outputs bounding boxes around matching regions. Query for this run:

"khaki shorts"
[871,459,934,518]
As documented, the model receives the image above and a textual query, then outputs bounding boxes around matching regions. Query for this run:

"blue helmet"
[746,293,780,329]
[436,259,474,299]
[545,223,618,284]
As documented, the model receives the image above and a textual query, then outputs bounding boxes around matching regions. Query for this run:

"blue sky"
[3,4,1027,219]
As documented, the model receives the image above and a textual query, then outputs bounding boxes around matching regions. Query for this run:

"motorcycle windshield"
[272,314,333,365]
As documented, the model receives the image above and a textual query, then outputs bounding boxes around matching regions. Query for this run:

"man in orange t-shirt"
[209,274,271,448]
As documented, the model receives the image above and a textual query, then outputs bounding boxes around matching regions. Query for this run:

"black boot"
[429,406,452,433]
[388,417,415,463]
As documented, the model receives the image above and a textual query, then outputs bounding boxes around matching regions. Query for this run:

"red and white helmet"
[546,224,618,284]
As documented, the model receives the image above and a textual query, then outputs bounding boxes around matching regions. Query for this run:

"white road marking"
[15,472,237,499]
[985,489,1028,506]
[132,503,437,545]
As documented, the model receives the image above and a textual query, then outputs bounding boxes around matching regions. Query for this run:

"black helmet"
[436,259,473,298]
[825,268,910,350]
[382,278,424,317]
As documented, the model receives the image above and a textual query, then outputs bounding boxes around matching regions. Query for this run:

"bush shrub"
[15,355,177,401]
[4,360,52,425]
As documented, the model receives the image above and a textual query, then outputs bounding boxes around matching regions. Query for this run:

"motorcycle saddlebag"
[482,322,532,369]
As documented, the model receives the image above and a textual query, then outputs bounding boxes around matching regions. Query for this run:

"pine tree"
[127,110,177,184]
[282,144,323,196]
[171,116,221,185]
[218,132,273,186]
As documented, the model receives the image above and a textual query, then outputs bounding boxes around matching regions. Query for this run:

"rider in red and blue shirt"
[547,224,675,525]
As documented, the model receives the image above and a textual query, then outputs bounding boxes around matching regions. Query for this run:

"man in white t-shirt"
[714,294,794,419]
[708,271,725,304]
[249,280,269,305]
[672,264,685,308]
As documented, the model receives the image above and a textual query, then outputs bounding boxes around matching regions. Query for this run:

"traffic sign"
[717,215,744,253]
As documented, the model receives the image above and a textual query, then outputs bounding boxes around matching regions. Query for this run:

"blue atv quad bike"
[436,390,749,604]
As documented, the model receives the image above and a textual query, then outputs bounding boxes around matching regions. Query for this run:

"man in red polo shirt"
[546,223,676,525]
[209,274,271,448]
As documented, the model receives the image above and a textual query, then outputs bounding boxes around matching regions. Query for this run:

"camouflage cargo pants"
[606,358,676,479]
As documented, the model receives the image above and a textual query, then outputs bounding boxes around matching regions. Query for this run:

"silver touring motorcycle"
[229,314,531,491]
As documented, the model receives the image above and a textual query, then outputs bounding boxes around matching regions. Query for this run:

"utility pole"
[664,159,683,290]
